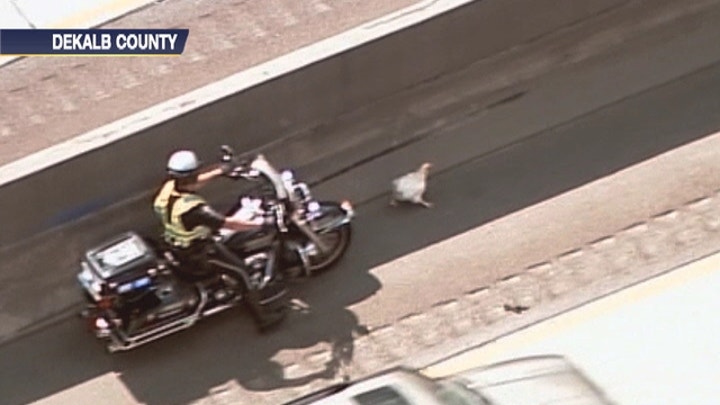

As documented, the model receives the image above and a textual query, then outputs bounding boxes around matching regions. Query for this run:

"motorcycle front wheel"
[306,223,352,273]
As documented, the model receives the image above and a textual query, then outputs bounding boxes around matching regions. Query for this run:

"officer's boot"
[244,289,287,333]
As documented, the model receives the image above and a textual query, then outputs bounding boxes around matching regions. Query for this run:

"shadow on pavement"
[111,253,379,405]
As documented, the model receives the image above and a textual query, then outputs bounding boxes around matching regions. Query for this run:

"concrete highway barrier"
[0,0,626,249]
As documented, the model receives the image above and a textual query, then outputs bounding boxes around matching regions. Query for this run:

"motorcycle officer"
[153,149,286,332]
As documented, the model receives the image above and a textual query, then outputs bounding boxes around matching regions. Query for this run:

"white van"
[283,355,614,405]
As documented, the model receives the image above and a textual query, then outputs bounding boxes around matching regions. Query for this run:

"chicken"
[390,162,433,208]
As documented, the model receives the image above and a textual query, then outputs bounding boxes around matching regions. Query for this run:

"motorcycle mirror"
[221,145,234,154]
[220,145,235,161]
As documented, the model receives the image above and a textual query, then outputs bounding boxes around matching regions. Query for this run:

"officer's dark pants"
[173,241,286,331]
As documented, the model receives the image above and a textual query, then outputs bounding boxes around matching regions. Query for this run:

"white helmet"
[167,150,200,178]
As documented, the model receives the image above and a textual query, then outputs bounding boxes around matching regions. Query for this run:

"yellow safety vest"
[153,180,176,223]
[153,180,212,248]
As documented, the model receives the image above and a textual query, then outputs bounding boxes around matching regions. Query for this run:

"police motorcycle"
[77,146,354,353]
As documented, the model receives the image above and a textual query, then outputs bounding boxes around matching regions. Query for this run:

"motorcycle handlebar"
[220,144,255,179]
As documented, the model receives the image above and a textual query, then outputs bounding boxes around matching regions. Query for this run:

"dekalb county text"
[52,33,179,51]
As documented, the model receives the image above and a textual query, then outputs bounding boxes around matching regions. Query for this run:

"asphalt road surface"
[3,8,720,403]
[3,0,720,342]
